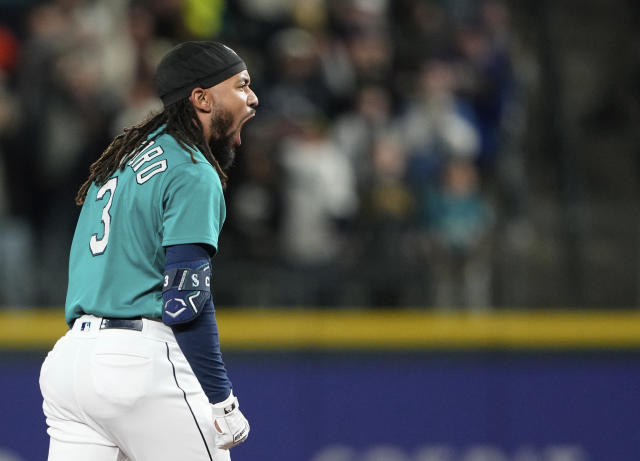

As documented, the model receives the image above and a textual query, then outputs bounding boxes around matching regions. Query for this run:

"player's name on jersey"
[127,140,168,185]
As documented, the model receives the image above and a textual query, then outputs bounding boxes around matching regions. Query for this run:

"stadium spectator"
[422,157,495,308]
[277,114,358,306]
[398,57,481,213]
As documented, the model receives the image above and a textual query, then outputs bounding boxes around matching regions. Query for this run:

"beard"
[208,107,236,172]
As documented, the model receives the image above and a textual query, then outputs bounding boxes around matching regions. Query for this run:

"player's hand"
[211,392,250,450]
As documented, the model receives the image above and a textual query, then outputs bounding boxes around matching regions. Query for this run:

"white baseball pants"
[39,314,231,461]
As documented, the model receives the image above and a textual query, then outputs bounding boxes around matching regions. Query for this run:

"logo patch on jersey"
[81,321,91,331]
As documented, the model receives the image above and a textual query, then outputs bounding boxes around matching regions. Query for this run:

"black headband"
[155,41,247,107]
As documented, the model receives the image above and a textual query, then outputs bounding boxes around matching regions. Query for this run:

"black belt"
[70,316,145,331]
[100,318,143,331]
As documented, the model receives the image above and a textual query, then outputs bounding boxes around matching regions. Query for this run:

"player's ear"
[189,87,212,113]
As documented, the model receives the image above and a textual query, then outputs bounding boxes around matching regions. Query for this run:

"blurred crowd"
[0,0,533,309]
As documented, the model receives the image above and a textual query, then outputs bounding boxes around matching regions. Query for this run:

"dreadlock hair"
[75,98,228,205]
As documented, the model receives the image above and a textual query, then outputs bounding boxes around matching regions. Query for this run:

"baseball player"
[38,41,258,461]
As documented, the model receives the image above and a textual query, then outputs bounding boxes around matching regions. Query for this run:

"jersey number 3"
[90,177,118,256]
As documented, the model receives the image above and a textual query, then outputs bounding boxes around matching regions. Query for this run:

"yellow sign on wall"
[2,308,640,350]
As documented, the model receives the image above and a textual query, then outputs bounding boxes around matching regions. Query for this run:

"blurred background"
[0,0,637,309]
[1,0,640,460]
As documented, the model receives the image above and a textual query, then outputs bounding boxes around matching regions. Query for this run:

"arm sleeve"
[166,243,232,404]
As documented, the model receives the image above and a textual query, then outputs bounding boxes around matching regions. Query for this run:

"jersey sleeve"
[161,162,226,251]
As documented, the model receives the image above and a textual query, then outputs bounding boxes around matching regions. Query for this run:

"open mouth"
[232,112,256,148]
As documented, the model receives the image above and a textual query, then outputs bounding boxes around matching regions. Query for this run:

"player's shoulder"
[158,150,222,193]
[168,160,221,188]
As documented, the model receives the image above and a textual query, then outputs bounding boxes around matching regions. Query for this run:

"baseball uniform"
[40,131,232,461]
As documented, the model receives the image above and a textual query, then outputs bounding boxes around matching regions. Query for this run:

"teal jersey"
[65,132,226,325]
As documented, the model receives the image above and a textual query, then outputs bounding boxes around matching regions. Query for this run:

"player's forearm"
[165,243,232,404]
[171,301,232,403]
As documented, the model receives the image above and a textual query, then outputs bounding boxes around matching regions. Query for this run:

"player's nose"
[247,88,258,108]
